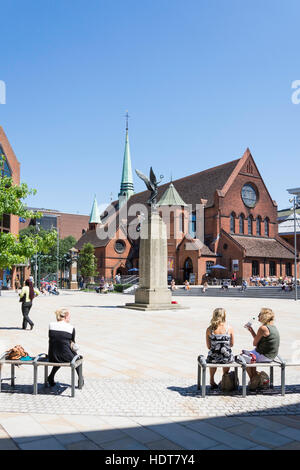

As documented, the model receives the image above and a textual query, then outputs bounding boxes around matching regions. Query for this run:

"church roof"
[229,234,295,259]
[125,158,241,210]
[157,183,188,207]
[119,129,134,199]
[89,196,101,224]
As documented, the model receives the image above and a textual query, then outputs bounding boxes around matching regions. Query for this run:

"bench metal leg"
[201,366,206,398]
[33,365,38,395]
[44,366,48,386]
[71,367,75,397]
[11,364,15,387]
[242,366,247,398]
[234,367,238,390]
[0,365,2,392]
[281,366,285,396]
[78,364,83,389]
[270,366,274,389]
[197,364,201,390]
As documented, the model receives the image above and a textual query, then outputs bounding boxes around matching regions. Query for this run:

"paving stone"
[182,420,256,450]
[18,437,65,450]
[278,427,300,441]
[66,439,101,450]
[274,441,300,450]
[146,439,184,450]
[228,423,292,448]
[100,437,149,450]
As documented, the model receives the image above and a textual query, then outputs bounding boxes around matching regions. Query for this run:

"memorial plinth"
[124,210,183,311]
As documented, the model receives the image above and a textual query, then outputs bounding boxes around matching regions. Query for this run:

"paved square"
[0,291,300,449]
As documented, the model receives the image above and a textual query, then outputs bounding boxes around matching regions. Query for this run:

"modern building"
[76,125,298,283]
[21,208,89,241]
[0,126,29,287]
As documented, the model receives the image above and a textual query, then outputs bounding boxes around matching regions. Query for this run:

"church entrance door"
[183,258,193,281]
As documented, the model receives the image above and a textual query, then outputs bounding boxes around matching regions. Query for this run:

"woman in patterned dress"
[206,308,234,389]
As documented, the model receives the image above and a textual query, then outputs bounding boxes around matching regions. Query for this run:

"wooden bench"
[197,354,288,398]
[0,352,83,398]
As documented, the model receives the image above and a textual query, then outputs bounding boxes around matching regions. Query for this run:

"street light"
[34,221,40,287]
[287,188,300,301]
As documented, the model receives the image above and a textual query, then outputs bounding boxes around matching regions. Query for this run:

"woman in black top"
[19,279,38,330]
[47,308,82,386]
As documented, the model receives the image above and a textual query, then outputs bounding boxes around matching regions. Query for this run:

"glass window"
[286,262,292,277]
[252,260,259,276]
[230,213,235,233]
[115,240,126,254]
[264,218,269,236]
[269,261,276,276]
[248,216,253,235]
[0,145,12,177]
[256,216,261,236]
[179,211,184,233]
[239,214,244,234]
[241,184,257,208]
[189,212,196,238]
[206,261,214,274]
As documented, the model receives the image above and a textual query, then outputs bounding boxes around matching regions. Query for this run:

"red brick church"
[76,126,296,284]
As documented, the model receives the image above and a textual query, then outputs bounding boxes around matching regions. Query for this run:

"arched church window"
[230,213,235,233]
[256,216,261,236]
[239,214,245,234]
[264,218,269,237]
[248,215,253,235]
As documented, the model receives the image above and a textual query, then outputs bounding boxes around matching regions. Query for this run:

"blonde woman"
[206,308,234,389]
[244,308,280,381]
[47,308,82,387]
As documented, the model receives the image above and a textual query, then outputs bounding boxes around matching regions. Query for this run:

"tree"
[78,243,98,282]
[0,155,57,270]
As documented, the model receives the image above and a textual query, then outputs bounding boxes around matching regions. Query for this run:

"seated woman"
[47,308,83,387]
[184,280,190,290]
[206,308,234,389]
[244,308,280,383]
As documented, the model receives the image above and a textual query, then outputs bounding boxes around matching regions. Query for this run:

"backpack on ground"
[249,371,270,391]
[219,371,239,392]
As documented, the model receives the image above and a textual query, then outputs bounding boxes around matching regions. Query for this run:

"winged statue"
[135,167,163,207]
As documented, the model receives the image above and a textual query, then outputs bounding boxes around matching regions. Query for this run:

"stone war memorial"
[124,167,182,311]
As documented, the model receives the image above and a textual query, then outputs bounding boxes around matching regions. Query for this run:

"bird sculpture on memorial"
[135,167,163,207]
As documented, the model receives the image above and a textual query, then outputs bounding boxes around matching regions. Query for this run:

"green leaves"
[0,154,56,269]
[78,243,98,279]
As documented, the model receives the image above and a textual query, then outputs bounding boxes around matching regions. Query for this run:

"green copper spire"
[157,183,187,207]
[89,195,101,224]
[118,112,134,205]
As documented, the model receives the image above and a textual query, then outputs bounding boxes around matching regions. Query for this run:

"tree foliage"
[0,155,57,269]
[78,242,98,280]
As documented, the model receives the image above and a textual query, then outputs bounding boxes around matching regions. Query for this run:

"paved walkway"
[1,291,300,449]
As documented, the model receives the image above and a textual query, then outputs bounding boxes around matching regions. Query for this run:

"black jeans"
[48,366,80,382]
[21,301,34,329]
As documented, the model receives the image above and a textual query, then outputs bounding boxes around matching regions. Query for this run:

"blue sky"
[1,0,300,214]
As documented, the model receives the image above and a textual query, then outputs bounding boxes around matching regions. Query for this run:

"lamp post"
[287,188,300,301]
[34,221,40,287]
[69,247,79,290]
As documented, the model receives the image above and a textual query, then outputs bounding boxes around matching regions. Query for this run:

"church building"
[76,124,297,284]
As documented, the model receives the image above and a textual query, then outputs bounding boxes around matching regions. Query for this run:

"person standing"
[19,279,38,330]
[14,275,20,293]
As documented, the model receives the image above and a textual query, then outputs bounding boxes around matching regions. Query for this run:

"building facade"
[0,126,30,287]
[22,208,89,241]
[76,128,297,283]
